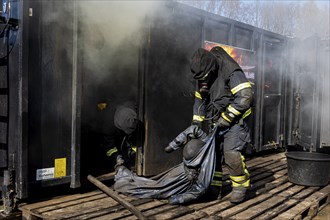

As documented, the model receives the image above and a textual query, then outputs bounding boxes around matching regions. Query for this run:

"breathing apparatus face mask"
[198,70,214,94]
[190,48,218,96]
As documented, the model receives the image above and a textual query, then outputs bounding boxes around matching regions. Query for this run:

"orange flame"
[204,42,243,65]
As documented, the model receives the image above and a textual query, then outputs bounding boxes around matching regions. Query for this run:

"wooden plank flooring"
[19,152,330,220]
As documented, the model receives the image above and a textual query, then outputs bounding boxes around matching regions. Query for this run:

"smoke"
[78,1,163,82]
[287,34,330,150]
[29,1,329,150]
[76,1,166,132]
[295,1,330,39]
[317,39,330,149]
[177,0,330,149]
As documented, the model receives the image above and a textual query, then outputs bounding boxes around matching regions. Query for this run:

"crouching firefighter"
[102,105,142,169]
[190,46,253,203]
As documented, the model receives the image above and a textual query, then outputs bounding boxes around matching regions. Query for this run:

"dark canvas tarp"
[114,126,217,204]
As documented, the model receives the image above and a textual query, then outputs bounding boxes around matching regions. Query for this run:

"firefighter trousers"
[213,122,251,189]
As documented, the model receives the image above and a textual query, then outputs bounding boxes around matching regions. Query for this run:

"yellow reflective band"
[193,115,205,122]
[231,82,252,94]
[240,153,247,168]
[221,112,232,122]
[211,180,223,186]
[242,108,252,119]
[228,105,241,116]
[106,147,118,157]
[195,91,202,100]
[214,171,223,177]
[232,179,250,188]
[230,175,247,182]
[240,154,245,162]
[240,153,250,176]
[131,146,137,152]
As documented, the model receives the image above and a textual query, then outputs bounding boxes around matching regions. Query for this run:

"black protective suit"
[102,105,141,168]
[114,125,217,205]
[190,46,253,202]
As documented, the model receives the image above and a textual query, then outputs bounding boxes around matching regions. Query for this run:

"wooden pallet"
[19,152,330,220]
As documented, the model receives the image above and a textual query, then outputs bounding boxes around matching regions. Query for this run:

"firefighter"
[190,46,253,203]
[102,104,141,169]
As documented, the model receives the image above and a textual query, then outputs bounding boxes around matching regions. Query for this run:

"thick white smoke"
[78,1,163,81]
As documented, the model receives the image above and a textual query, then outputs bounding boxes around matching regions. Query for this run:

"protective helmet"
[183,139,205,160]
[190,48,218,80]
[114,106,138,135]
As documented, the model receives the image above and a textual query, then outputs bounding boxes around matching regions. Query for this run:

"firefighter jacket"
[191,46,253,126]
[102,127,136,158]
[102,105,141,159]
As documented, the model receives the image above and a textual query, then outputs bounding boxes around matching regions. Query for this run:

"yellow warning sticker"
[54,158,66,178]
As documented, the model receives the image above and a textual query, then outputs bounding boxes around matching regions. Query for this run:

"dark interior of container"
[78,16,140,177]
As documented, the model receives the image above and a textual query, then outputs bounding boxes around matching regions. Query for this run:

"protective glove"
[217,117,230,128]
[114,155,125,171]
[164,145,174,153]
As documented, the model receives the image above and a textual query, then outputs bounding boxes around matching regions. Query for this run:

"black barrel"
[286,151,330,186]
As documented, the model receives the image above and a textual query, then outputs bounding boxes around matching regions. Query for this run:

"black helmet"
[183,139,205,160]
[114,106,138,135]
[190,48,218,80]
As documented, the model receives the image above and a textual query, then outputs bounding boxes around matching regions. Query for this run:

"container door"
[0,1,10,170]
[26,1,80,190]
[319,39,330,149]
[259,40,285,151]
[294,39,317,150]
[1,0,25,200]
[293,36,323,151]
[141,10,203,176]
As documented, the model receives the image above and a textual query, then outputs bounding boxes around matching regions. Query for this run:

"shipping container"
[0,0,329,214]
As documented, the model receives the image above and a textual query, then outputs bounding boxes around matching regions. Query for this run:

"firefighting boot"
[207,185,222,200]
[230,187,247,203]
[210,170,223,200]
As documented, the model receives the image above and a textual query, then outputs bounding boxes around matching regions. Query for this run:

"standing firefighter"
[190,46,253,203]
